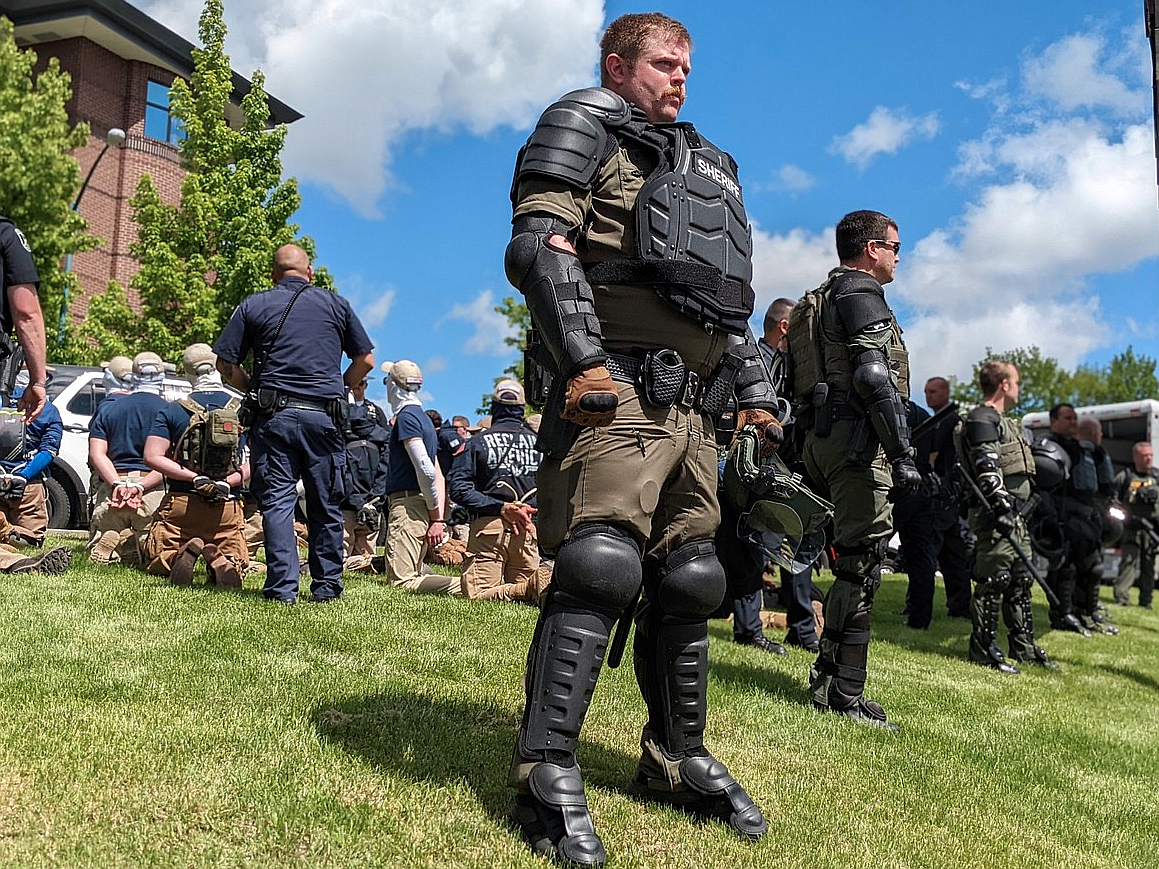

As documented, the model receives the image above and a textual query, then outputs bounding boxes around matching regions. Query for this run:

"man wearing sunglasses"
[789,210,919,732]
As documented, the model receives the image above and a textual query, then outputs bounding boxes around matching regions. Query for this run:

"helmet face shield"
[1031,437,1071,491]
[723,426,834,569]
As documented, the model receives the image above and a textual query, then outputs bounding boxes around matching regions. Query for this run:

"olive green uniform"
[958,408,1045,666]
[797,267,909,717]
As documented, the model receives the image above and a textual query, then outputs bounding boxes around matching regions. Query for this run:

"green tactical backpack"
[175,396,242,479]
[784,286,826,408]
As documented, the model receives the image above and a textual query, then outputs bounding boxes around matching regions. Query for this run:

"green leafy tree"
[82,0,317,364]
[952,345,1158,415]
[0,17,96,359]
[1070,347,1158,406]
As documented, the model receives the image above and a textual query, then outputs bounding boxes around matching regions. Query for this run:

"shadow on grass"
[709,659,811,706]
[313,690,640,823]
[1098,663,1159,692]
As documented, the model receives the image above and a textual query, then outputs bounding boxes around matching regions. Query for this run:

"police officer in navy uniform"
[503,13,778,865]
[0,215,51,423]
[215,245,374,604]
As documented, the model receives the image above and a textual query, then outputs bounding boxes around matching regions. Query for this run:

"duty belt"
[279,395,331,413]
[604,349,729,416]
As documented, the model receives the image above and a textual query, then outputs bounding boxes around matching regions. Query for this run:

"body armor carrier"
[585,121,754,334]
[511,88,755,336]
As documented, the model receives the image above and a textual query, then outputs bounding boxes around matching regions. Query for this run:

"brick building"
[1,0,300,322]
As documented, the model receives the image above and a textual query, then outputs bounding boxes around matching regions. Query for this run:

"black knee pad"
[652,540,726,620]
[834,538,887,581]
[553,523,643,613]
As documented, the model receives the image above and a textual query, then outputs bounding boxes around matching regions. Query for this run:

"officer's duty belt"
[279,395,330,413]
[604,350,726,415]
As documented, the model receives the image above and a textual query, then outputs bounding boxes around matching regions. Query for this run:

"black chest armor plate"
[586,122,754,335]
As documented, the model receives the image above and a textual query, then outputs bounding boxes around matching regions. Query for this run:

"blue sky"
[141,0,1159,418]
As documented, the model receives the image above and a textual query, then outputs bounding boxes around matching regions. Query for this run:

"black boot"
[1006,576,1060,670]
[968,574,1019,674]
[508,592,615,867]
[812,569,899,730]
[631,609,768,840]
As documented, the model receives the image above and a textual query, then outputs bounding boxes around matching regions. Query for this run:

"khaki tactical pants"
[461,514,542,603]
[143,492,249,575]
[89,473,164,563]
[0,480,49,544]
[385,491,460,594]
[536,383,719,560]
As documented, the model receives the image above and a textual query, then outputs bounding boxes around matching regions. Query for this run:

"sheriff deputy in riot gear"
[502,13,779,865]
[1040,404,1103,635]
[447,378,545,603]
[143,344,250,587]
[788,210,919,731]
[1113,441,1159,609]
[957,360,1057,674]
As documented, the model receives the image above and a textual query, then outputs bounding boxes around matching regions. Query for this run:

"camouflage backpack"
[174,397,242,479]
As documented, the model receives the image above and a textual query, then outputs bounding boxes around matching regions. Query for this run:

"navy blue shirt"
[1,217,39,333]
[90,391,168,473]
[214,277,374,400]
[386,404,437,495]
[437,423,466,475]
[150,389,240,494]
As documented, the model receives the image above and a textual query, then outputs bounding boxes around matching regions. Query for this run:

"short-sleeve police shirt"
[1,218,39,333]
[214,277,374,401]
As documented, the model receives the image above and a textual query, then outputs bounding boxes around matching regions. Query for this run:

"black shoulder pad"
[831,271,891,336]
[964,404,1002,446]
[517,88,629,190]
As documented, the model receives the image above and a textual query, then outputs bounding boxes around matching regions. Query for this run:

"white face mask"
[387,381,421,414]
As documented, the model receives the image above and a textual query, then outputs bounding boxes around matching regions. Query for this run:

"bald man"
[216,244,375,604]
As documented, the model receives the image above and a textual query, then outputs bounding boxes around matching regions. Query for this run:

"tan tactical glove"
[734,408,784,458]
[561,365,619,428]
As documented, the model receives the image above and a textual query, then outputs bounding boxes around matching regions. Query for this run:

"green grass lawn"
[1,537,1156,868]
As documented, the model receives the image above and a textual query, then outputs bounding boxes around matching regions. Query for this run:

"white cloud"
[440,289,516,356]
[893,26,1159,392]
[829,107,941,168]
[1022,32,1145,116]
[423,356,449,375]
[749,224,835,323]
[141,0,605,215]
[751,164,816,195]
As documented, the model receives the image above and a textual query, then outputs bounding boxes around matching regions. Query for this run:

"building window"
[144,80,185,144]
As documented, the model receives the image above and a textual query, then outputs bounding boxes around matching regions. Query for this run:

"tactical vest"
[995,418,1035,478]
[954,409,1035,490]
[584,121,754,335]
[789,270,909,404]
[1069,446,1099,495]
[174,397,242,479]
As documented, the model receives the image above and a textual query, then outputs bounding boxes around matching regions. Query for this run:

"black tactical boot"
[812,570,900,731]
[969,575,1018,674]
[510,764,606,867]
[509,593,615,866]
[1007,578,1060,670]
[632,613,768,838]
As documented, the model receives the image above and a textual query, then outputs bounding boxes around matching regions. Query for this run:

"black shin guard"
[969,574,1017,672]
